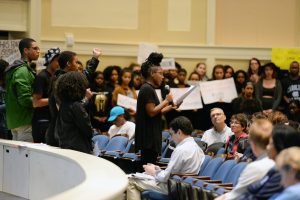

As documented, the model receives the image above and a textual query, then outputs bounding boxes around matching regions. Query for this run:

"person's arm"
[32,93,48,108]
[15,67,33,108]
[72,102,93,139]
[112,86,122,107]
[145,93,173,117]
[84,48,101,83]
[255,81,263,107]
[154,148,183,183]
[272,80,282,110]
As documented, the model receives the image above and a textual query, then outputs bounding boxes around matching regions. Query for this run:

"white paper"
[129,172,155,180]
[171,86,202,110]
[0,40,21,64]
[117,94,137,112]
[187,80,200,86]
[137,43,159,64]
[199,78,238,104]
[173,85,196,105]
[160,58,176,70]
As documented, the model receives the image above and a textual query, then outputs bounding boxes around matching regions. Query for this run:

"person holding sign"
[112,68,137,120]
[135,52,175,166]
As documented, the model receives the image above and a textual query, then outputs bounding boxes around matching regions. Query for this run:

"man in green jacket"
[5,38,40,142]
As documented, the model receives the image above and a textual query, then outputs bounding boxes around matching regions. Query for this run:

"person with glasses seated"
[127,116,204,200]
[224,113,249,159]
[201,108,233,147]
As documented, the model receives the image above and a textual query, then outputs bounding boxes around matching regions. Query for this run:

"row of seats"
[142,156,248,200]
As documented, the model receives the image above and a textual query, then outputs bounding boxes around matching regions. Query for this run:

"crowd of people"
[0,38,300,199]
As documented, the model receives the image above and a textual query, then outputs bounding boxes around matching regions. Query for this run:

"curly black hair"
[103,65,121,83]
[141,52,163,79]
[56,71,88,102]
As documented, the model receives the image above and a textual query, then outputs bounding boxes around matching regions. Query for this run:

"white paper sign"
[187,80,200,86]
[0,40,21,64]
[137,43,159,64]
[160,58,176,70]
[199,78,238,104]
[171,86,202,110]
[117,94,137,112]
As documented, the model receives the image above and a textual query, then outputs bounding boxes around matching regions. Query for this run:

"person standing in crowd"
[281,61,300,105]
[0,59,9,139]
[90,71,112,133]
[135,52,174,166]
[255,62,282,115]
[5,38,40,142]
[32,47,60,143]
[224,65,234,79]
[46,48,101,146]
[127,116,204,200]
[194,62,208,81]
[231,82,262,116]
[55,71,93,154]
[233,70,248,95]
[211,64,225,80]
[112,68,137,119]
[247,57,262,84]
[286,100,300,123]
[201,108,233,146]
[103,65,121,93]
[188,71,201,81]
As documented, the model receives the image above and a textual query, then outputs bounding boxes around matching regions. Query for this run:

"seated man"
[107,106,135,140]
[216,118,275,200]
[201,107,233,146]
[127,116,204,200]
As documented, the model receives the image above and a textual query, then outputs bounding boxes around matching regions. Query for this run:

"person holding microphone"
[135,52,175,166]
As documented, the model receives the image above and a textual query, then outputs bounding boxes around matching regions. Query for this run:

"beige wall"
[215,0,300,47]
[41,0,207,45]
[1,0,299,78]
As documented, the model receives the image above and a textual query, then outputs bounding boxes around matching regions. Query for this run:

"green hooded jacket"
[5,59,35,129]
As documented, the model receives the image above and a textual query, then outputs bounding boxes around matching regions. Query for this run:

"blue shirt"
[273,182,300,200]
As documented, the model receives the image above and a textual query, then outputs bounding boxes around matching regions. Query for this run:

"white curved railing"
[0,139,128,200]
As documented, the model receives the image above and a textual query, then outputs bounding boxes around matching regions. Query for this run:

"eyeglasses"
[230,121,241,125]
[31,46,40,51]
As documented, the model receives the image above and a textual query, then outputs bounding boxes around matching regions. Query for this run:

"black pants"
[32,119,49,143]
[141,149,158,165]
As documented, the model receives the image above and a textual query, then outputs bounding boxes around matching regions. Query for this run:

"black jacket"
[55,101,93,154]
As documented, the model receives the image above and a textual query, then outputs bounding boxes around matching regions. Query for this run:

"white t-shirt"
[201,125,233,146]
[108,121,135,140]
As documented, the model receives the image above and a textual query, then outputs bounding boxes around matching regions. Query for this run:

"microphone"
[164,85,174,106]
[164,84,170,94]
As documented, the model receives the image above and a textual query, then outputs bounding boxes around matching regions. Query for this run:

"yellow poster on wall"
[272,48,300,70]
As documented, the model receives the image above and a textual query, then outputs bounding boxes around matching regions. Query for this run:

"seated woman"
[224,113,249,158]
